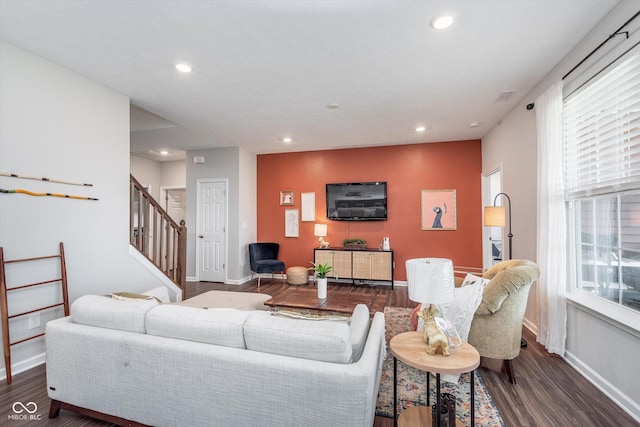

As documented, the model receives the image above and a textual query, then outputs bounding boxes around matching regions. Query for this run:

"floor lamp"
[484,193,526,347]
[484,192,513,260]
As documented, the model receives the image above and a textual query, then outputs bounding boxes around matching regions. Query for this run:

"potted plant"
[342,238,367,250]
[308,261,334,299]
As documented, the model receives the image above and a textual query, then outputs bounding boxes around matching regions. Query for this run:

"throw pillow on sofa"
[461,273,490,288]
[142,286,171,303]
[109,292,162,303]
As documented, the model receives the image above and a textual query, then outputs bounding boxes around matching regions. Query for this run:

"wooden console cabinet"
[314,248,394,289]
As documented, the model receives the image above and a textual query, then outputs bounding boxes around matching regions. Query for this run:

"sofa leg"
[503,359,516,384]
[257,275,261,290]
[49,399,61,419]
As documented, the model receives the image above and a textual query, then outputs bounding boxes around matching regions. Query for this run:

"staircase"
[129,174,186,291]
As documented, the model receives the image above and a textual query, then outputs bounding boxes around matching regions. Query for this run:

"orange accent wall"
[257,140,482,281]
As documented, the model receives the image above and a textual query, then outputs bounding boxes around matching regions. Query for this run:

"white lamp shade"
[405,258,455,304]
[314,223,327,237]
[484,206,506,227]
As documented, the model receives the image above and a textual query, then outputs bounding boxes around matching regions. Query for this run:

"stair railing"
[129,174,186,291]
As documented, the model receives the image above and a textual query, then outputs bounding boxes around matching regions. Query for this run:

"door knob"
[198,234,204,238]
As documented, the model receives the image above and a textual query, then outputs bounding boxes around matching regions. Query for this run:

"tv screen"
[326,182,387,221]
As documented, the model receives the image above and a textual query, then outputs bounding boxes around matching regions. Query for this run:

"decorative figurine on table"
[417,304,450,357]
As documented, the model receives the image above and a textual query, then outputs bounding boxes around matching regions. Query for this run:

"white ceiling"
[0,0,618,161]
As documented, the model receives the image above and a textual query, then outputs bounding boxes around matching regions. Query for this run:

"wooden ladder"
[0,242,70,384]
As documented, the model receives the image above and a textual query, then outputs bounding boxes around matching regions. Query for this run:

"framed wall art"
[421,189,457,230]
[285,208,299,237]
[301,192,316,221]
[280,190,294,206]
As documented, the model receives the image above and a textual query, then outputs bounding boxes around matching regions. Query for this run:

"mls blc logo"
[9,401,42,421]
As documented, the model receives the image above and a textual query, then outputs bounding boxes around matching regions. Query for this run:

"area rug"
[376,306,506,426]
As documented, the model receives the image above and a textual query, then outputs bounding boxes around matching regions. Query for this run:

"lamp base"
[317,237,330,249]
[417,305,450,356]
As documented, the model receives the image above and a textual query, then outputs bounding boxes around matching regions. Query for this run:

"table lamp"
[314,224,328,248]
[406,258,460,347]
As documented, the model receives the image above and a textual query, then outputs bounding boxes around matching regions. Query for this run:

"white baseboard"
[522,317,538,336]
[564,350,640,423]
[0,352,46,382]
[226,276,252,285]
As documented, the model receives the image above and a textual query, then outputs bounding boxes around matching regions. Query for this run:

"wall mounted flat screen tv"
[326,182,387,221]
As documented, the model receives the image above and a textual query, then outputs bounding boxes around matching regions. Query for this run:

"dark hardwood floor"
[1,279,637,426]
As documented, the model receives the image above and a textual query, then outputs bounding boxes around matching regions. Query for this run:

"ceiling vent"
[496,91,516,102]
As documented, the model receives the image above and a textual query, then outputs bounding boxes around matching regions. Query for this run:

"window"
[564,50,640,313]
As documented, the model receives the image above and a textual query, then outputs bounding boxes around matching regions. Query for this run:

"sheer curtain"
[535,80,567,355]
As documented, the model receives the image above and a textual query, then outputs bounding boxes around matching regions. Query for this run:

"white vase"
[317,277,328,299]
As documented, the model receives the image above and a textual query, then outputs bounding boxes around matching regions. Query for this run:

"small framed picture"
[280,190,294,206]
[421,189,457,230]
[285,209,299,237]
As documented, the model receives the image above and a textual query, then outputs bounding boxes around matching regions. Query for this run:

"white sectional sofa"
[45,294,386,427]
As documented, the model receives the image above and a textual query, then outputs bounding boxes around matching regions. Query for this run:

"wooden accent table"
[390,331,480,427]
[263,286,386,315]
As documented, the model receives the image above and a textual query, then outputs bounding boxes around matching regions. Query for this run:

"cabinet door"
[314,250,351,278]
[370,251,392,281]
[352,251,393,280]
[332,250,352,279]
[314,250,334,277]
[352,251,373,279]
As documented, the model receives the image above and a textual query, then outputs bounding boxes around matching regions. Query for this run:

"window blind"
[564,49,640,198]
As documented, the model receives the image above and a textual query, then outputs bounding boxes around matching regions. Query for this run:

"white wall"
[482,2,640,420]
[130,155,161,201]
[238,147,257,279]
[482,100,539,324]
[186,148,257,283]
[0,42,164,379]
[160,160,186,188]
[130,157,185,202]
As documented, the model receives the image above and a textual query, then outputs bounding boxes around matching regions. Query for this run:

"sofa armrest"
[477,267,536,314]
[350,304,370,362]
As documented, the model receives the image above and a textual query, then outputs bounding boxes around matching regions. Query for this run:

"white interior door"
[165,188,186,224]
[197,180,227,282]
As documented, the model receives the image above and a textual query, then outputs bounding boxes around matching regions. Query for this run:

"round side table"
[390,331,480,427]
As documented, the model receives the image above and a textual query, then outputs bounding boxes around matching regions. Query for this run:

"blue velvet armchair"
[249,243,286,289]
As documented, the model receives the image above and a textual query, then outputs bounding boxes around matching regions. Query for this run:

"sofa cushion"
[243,312,353,364]
[145,304,250,348]
[71,295,158,333]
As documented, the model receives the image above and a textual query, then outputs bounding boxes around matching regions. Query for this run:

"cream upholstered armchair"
[465,259,540,384]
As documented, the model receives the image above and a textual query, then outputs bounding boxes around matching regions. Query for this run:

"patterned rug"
[376,306,506,426]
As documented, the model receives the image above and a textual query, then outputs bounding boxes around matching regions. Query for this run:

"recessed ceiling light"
[430,15,454,30]
[160,150,169,155]
[416,126,426,132]
[175,63,192,73]
[469,122,481,128]
[327,103,339,109]
[283,137,292,143]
